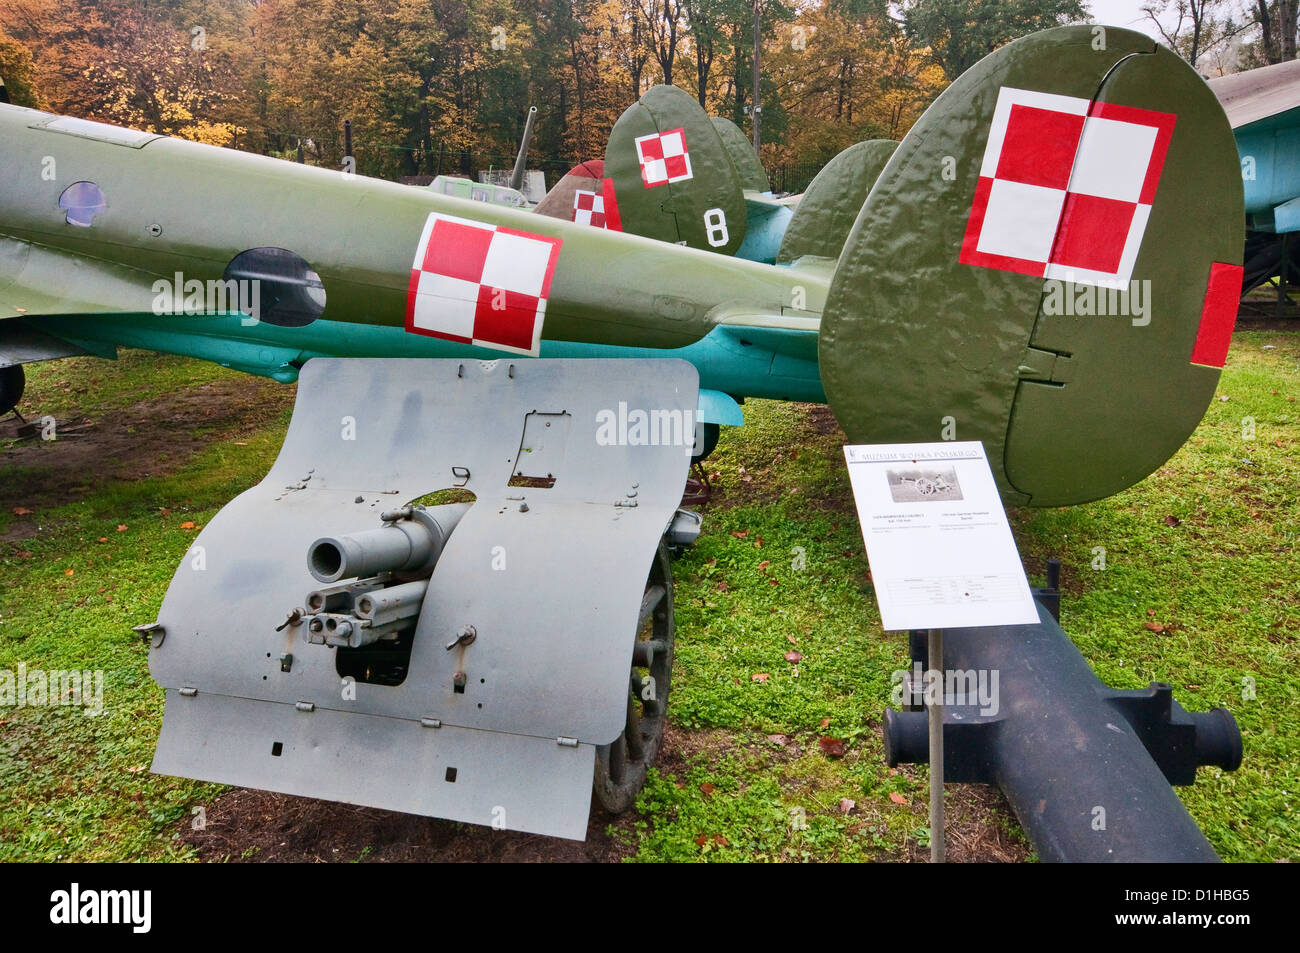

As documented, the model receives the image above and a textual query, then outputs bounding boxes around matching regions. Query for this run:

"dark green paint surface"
[819,26,1243,506]
[604,85,746,256]
[777,139,897,265]
[711,116,770,192]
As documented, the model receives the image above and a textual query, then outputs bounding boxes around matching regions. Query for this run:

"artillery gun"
[141,358,699,838]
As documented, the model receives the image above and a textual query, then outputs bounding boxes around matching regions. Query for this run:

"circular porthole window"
[58,181,107,227]
[222,247,326,327]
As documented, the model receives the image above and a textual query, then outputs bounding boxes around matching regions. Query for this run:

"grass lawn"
[0,334,1296,862]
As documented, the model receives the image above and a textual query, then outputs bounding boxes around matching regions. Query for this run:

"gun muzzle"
[308,503,470,583]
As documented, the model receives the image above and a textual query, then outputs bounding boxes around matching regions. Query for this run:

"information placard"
[843,441,1039,631]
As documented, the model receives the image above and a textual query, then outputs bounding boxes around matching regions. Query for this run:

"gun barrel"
[308,503,470,583]
[510,106,538,193]
[354,578,430,624]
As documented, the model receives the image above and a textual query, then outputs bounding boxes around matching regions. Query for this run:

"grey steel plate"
[148,357,698,838]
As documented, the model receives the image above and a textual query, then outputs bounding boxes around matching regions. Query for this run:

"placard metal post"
[928,627,945,863]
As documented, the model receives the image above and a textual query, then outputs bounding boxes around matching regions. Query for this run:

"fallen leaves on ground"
[819,737,846,757]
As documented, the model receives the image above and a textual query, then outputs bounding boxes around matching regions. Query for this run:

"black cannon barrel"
[883,601,1242,863]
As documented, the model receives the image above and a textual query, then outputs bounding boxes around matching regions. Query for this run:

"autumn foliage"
[0,0,953,179]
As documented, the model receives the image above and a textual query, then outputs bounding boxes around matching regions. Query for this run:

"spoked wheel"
[594,540,674,813]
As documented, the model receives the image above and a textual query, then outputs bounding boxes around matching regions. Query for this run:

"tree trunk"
[1283,0,1298,60]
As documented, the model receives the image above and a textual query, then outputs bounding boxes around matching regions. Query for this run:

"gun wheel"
[594,540,674,813]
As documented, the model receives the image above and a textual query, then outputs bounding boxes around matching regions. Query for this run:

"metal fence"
[763,161,825,195]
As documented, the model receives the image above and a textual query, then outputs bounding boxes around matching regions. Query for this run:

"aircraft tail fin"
[777,139,897,265]
[711,116,769,192]
[604,85,747,255]
[819,25,1244,506]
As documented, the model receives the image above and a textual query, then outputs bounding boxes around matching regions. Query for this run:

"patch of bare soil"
[804,403,842,436]
[904,784,1032,863]
[1235,316,1299,331]
[1,377,293,541]
[181,789,636,863]
[181,726,1028,863]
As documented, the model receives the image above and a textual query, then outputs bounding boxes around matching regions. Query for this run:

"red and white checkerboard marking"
[959,87,1176,289]
[572,178,623,231]
[635,128,693,188]
[405,212,561,356]
[573,189,607,227]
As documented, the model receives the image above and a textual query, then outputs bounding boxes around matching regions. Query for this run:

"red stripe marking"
[1190,262,1243,368]
[413,328,473,344]
[404,268,421,330]
[602,177,622,232]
